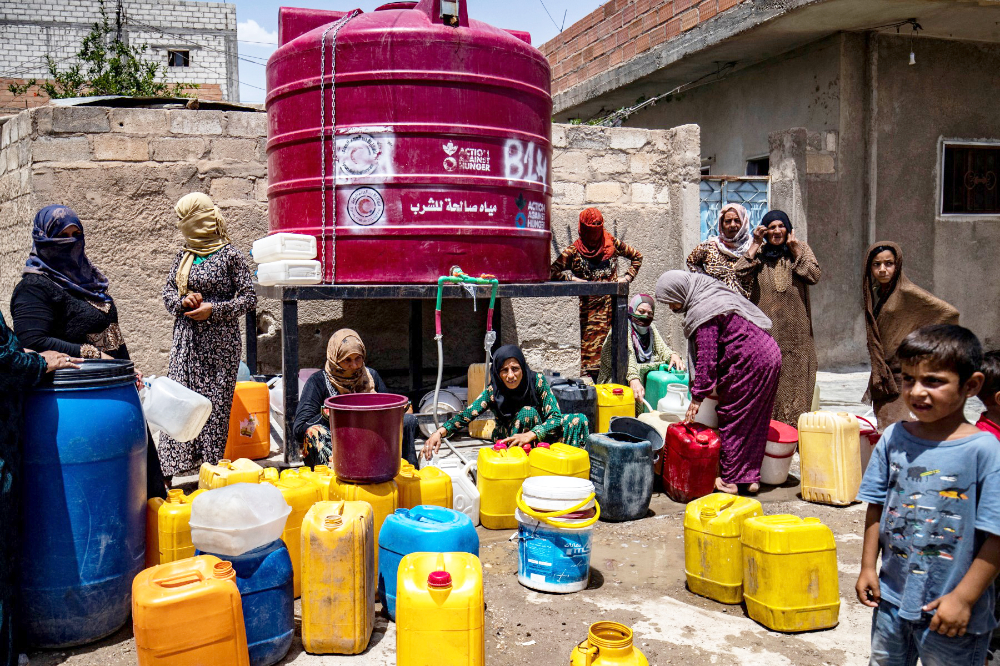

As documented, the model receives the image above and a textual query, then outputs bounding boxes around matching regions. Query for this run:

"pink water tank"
[266,0,553,283]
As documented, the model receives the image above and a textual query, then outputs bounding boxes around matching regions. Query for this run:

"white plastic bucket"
[189,483,291,556]
[760,439,797,485]
[142,375,212,443]
[515,477,597,594]
[694,396,719,429]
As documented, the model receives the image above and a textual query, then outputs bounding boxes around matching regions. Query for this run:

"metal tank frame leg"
[611,293,628,385]
[282,297,300,464]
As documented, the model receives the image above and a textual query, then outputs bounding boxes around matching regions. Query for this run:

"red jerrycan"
[664,423,721,503]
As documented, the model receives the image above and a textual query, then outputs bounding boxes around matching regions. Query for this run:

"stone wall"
[513,123,701,375]
[0,106,702,390]
[0,0,238,114]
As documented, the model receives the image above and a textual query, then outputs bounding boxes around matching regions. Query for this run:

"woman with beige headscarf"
[158,193,256,479]
[293,328,419,466]
[686,203,754,297]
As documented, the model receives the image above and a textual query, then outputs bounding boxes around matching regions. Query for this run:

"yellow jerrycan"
[594,385,635,433]
[225,381,271,461]
[145,488,205,568]
[570,622,648,666]
[477,445,529,529]
[263,471,322,597]
[396,552,484,666]
[301,501,375,655]
[198,458,263,490]
[741,514,840,632]
[133,556,249,666]
[527,443,590,479]
[467,362,495,439]
[797,411,862,506]
[683,493,763,603]
[327,476,399,573]
[298,465,336,500]
[396,461,454,510]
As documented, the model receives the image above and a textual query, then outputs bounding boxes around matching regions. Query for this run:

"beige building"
[542,0,1000,364]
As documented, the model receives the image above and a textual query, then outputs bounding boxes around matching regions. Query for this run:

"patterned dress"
[736,243,821,427]
[550,239,642,377]
[159,245,256,476]
[686,242,751,298]
[692,313,781,484]
[439,373,590,447]
[0,313,47,666]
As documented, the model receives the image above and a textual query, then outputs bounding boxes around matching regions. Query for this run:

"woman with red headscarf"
[550,208,643,379]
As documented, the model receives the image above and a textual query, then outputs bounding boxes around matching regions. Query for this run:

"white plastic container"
[189,483,292,556]
[423,455,480,526]
[251,232,317,264]
[656,384,690,420]
[760,421,799,486]
[256,260,323,286]
[516,477,597,594]
[142,375,212,443]
[695,396,719,429]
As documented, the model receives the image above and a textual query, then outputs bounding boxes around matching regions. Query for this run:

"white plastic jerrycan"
[656,384,690,420]
[422,455,480,527]
[142,375,213,443]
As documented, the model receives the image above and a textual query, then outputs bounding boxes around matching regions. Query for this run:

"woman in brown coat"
[736,210,821,427]
[862,241,959,429]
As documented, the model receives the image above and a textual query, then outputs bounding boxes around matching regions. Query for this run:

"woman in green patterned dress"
[421,345,589,458]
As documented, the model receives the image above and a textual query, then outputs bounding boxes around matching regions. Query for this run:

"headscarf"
[759,210,792,261]
[862,241,959,404]
[489,345,541,420]
[324,328,376,395]
[174,193,231,296]
[23,205,111,302]
[712,203,751,258]
[573,207,616,262]
[628,294,656,363]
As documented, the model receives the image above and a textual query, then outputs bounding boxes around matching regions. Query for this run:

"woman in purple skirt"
[655,270,782,494]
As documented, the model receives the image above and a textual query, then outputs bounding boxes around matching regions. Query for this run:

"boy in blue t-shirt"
[857,324,1000,666]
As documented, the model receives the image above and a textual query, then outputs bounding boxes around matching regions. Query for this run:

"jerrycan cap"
[535,442,551,449]
[695,432,710,444]
[700,506,719,518]
[428,570,452,588]
[493,441,508,450]
[612,387,624,395]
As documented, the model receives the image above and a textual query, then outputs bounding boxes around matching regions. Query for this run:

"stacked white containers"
[252,233,322,285]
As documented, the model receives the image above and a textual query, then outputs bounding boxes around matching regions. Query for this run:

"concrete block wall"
[0,0,237,112]
[510,122,702,375]
[0,107,701,390]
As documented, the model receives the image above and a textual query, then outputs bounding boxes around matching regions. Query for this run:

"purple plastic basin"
[325,393,408,483]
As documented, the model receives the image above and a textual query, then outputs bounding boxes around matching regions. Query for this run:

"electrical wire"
[537,0,563,32]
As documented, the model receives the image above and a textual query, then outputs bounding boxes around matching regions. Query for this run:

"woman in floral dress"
[422,345,589,458]
[159,193,256,477]
[551,207,642,380]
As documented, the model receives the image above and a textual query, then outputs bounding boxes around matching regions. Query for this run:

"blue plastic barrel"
[585,432,654,522]
[199,540,294,666]
[19,359,146,647]
[378,506,479,620]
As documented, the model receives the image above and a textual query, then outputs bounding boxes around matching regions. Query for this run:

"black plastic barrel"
[551,379,597,432]
[585,432,654,522]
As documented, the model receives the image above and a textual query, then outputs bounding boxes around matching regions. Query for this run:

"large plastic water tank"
[266,0,552,283]
[19,359,146,647]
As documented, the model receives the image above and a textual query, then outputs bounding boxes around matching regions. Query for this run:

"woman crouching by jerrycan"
[655,270,781,495]
[423,345,590,458]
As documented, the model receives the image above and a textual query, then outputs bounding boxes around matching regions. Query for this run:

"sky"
[232,0,606,103]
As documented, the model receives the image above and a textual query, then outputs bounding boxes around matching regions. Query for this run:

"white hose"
[430,333,470,465]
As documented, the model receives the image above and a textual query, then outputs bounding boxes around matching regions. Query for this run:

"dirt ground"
[28,371,981,666]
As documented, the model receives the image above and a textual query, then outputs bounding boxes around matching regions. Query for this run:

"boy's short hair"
[979,350,1000,402]
[897,324,983,384]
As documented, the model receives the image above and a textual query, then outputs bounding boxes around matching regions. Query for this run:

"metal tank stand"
[244,281,630,463]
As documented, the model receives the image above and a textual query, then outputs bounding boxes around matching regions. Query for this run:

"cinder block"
[590,153,628,173]
[93,135,149,161]
[209,177,253,201]
[225,111,267,137]
[110,108,169,134]
[151,137,207,161]
[551,124,568,149]
[170,110,224,135]
[51,107,110,133]
[806,152,836,174]
[211,138,257,161]
[554,181,585,205]
[629,153,657,174]
[585,181,623,203]
[656,186,672,204]
[31,136,91,162]
[609,128,649,150]
[631,182,655,203]
[556,150,591,179]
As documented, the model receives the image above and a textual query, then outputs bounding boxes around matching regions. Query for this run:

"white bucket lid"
[521,476,595,512]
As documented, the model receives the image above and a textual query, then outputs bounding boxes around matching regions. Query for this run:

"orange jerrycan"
[199,458,263,490]
[301,501,375,654]
[263,472,322,597]
[328,477,399,573]
[133,556,249,666]
[570,622,648,666]
[396,552,484,666]
[145,488,205,568]
[396,461,454,510]
[225,381,271,460]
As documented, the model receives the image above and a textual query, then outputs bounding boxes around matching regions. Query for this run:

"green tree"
[8,0,196,100]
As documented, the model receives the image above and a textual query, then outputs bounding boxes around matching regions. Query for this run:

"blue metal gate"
[699,177,770,240]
